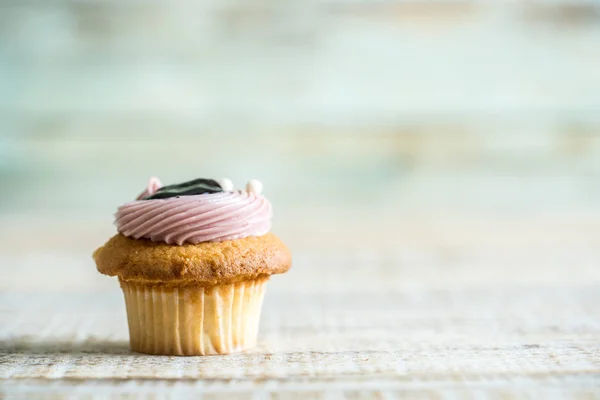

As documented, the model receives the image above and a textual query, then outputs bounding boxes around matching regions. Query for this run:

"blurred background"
[1,1,600,291]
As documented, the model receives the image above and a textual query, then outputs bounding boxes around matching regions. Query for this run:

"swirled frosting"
[115,179,272,245]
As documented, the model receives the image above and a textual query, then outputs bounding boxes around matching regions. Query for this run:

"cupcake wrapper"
[120,277,268,355]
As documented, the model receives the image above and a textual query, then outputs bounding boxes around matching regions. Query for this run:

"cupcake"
[93,177,292,355]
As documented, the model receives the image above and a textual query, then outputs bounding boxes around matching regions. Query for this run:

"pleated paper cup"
[119,277,268,355]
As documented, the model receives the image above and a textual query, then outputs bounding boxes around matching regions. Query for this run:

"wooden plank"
[1,244,599,396]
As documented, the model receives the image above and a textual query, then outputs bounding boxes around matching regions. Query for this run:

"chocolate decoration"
[143,178,223,200]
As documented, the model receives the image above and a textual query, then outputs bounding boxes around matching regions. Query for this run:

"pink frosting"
[116,184,272,245]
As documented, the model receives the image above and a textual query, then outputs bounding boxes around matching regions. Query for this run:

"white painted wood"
[1,219,599,397]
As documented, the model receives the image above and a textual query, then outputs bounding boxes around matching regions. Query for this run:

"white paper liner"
[120,277,268,355]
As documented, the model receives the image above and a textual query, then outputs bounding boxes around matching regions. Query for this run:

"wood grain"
[2,229,600,398]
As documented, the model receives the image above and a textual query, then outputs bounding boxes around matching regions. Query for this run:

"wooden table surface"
[1,216,600,399]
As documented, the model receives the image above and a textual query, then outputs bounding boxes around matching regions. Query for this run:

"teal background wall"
[1,1,599,260]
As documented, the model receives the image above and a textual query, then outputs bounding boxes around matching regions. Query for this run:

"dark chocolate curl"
[143,178,223,200]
